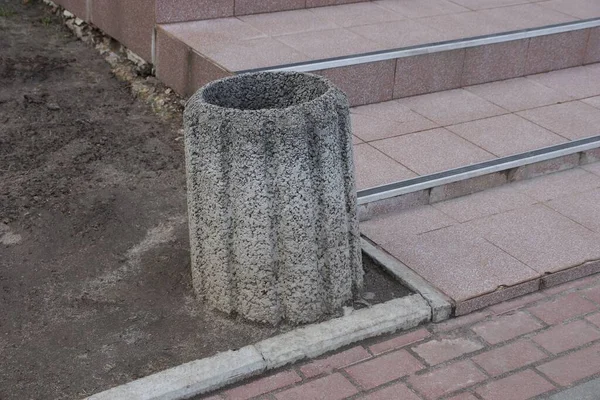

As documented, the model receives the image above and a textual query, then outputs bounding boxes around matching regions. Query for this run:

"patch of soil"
[0,2,411,399]
[362,255,412,304]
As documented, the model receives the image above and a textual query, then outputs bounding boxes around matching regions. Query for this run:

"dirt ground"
[0,1,410,399]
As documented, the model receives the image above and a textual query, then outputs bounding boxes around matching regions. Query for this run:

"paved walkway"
[352,64,600,190]
[204,273,600,399]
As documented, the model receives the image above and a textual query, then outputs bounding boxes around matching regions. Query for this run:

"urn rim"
[186,71,342,116]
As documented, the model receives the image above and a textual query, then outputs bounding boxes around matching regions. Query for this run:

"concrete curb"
[256,295,430,370]
[87,346,266,400]
[361,237,453,322]
[86,295,431,400]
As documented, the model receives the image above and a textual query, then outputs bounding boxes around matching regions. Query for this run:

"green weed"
[0,7,16,17]
[40,16,53,26]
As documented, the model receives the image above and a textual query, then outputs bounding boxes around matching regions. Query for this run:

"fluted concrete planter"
[183,72,363,325]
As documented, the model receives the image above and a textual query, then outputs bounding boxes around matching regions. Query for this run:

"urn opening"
[201,72,330,111]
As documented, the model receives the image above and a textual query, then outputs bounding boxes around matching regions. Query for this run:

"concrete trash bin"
[183,71,363,325]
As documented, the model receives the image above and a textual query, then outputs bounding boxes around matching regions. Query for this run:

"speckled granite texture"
[184,72,363,325]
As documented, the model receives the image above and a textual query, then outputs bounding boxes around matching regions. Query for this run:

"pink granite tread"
[352,64,600,191]
[360,162,600,312]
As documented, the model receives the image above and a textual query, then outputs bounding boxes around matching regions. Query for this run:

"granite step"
[352,63,600,219]
[156,1,600,103]
[360,161,600,315]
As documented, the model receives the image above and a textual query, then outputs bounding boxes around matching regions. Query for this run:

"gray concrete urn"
[183,72,363,325]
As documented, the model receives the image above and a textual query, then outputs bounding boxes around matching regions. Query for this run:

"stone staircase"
[55,0,600,315]
[154,2,598,100]
[55,1,600,100]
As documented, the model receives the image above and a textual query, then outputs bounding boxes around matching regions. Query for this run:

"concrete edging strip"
[87,346,266,400]
[361,237,453,323]
[256,294,431,369]
[87,294,431,399]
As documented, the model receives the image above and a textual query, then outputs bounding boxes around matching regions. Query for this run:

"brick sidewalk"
[204,273,600,400]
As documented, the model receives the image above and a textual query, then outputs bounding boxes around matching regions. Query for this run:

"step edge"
[358,135,600,205]
[242,18,600,74]
[361,237,453,323]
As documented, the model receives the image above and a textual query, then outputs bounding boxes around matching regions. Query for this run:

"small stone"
[74,17,84,26]
[1,232,22,246]
[46,102,60,111]
[63,10,74,18]
[362,292,376,300]
[105,53,120,67]
[73,25,84,37]
[165,88,172,95]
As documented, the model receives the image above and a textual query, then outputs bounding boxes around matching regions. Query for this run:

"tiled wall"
[54,0,156,62]
[54,0,88,19]
[155,0,234,24]
[155,0,370,23]
[91,0,156,61]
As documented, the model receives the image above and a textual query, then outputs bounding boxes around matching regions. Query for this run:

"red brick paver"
[225,370,301,400]
[300,347,371,378]
[528,293,597,324]
[582,285,600,304]
[345,350,423,390]
[536,342,600,386]
[475,370,555,400]
[471,311,544,345]
[210,273,600,400]
[407,360,487,400]
[412,337,484,365]
[275,374,358,400]
[471,340,547,376]
[361,382,421,400]
[532,320,600,354]
[368,328,431,355]
[445,394,479,400]
[587,312,600,328]
[447,393,479,400]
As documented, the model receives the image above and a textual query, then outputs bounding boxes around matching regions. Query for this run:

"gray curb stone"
[256,294,431,369]
[361,237,453,322]
[85,294,431,399]
[86,346,266,400]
